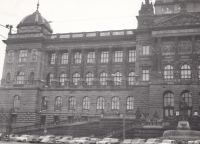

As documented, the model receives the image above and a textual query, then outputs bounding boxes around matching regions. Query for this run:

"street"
[0,142,41,144]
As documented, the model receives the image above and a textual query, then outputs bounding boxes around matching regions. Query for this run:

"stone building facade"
[1,0,200,129]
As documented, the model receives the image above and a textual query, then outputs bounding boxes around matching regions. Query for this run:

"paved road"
[0,141,41,144]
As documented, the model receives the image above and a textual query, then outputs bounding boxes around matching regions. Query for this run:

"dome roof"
[17,10,53,33]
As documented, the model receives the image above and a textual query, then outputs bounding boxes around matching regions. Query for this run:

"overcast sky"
[0,0,155,79]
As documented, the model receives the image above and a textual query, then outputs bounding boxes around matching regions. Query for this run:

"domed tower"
[1,3,53,128]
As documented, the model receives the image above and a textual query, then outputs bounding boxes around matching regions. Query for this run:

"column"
[107,47,113,86]
[122,46,128,87]
[65,49,72,87]
[174,37,180,82]
[157,37,162,73]
[93,49,99,86]
[78,49,86,87]
[51,50,59,87]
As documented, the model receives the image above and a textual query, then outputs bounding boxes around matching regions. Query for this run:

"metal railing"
[12,117,100,133]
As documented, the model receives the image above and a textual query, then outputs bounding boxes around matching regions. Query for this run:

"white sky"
[0,0,155,79]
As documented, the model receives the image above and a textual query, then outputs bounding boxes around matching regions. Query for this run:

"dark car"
[35,136,45,143]
[28,135,40,143]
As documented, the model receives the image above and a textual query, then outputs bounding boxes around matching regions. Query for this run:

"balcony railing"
[0,79,44,87]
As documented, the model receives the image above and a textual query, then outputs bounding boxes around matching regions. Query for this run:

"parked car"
[35,136,45,143]
[56,136,73,144]
[161,140,177,144]
[194,140,200,144]
[69,137,80,144]
[9,134,19,141]
[122,139,133,144]
[75,137,91,144]
[0,133,3,141]
[41,135,55,143]
[131,139,146,144]
[16,134,31,142]
[90,138,102,144]
[28,135,40,143]
[48,136,63,143]
[109,138,120,144]
[96,138,113,144]
[145,138,160,144]
[188,141,194,144]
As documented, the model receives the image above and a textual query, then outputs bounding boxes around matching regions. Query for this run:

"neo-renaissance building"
[1,0,200,131]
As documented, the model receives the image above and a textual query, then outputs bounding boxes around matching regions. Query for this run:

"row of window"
[16,49,137,64]
[13,96,134,111]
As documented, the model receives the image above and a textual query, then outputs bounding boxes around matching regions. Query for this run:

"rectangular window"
[142,46,150,55]
[74,52,82,64]
[19,50,28,62]
[87,52,95,63]
[100,51,109,63]
[114,51,123,62]
[50,53,56,64]
[61,53,68,64]
[129,50,136,62]
[142,69,149,81]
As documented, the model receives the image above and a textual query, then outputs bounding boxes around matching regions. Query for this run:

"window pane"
[59,73,67,86]
[129,50,136,62]
[74,52,82,64]
[114,51,123,62]
[181,64,191,79]
[101,51,109,63]
[142,46,150,55]
[97,97,104,110]
[61,53,68,64]
[19,50,28,62]
[87,52,95,63]
[72,73,80,85]
[114,72,122,85]
[86,73,94,85]
[100,72,107,85]
[142,70,149,81]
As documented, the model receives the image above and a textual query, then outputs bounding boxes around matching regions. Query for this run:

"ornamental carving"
[178,59,192,66]
[161,44,175,54]
[162,61,175,68]
[178,43,192,53]
[139,0,154,15]
[15,66,26,75]
[31,49,38,61]
[154,14,200,27]
[195,43,200,53]
[7,50,14,62]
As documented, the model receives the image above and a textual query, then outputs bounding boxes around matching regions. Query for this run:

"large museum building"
[1,0,200,129]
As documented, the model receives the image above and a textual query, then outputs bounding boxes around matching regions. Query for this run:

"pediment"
[154,13,200,28]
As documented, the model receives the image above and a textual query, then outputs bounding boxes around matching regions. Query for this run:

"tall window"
[142,69,149,81]
[19,50,28,62]
[69,97,76,109]
[6,72,11,84]
[114,51,123,62]
[61,53,68,64]
[100,51,109,63]
[72,73,80,85]
[97,97,105,110]
[87,52,95,63]
[181,91,192,116]
[13,95,20,109]
[41,96,48,110]
[181,64,191,80]
[16,71,25,84]
[127,97,134,110]
[142,46,150,55]
[164,92,174,117]
[74,52,82,64]
[55,96,62,110]
[29,72,35,84]
[100,72,108,85]
[113,72,122,85]
[198,65,200,80]
[46,73,54,86]
[128,72,135,85]
[86,73,94,85]
[59,73,67,86]
[83,97,90,110]
[50,53,56,64]
[111,97,119,110]
[164,65,174,81]
[129,50,136,62]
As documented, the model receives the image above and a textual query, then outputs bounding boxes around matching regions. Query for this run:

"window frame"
[142,69,150,81]
[100,51,109,63]
[50,53,56,64]
[13,95,20,109]
[41,96,48,110]
[129,49,136,62]
[61,53,68,64]
[86,73,94,85]
[59,73,67,86]
[100,72,108,85]
[97,97,105,110]
[181,64,191,80]
[142,46,150,55]
[19,50,28,62]
[83,97,90,110]
[111,96,120,110]
[163,92,174,118]
[74,52,82,64]
[69,96,76,110]
[16,71,25,84]
[164,65,174,81]
[72,72,80,86]
[128,71,135,85]
[114,51,123,63]
[55,96,62,110]
[127,97,134,110]
[113,72,122,85]
[87,51,95,64]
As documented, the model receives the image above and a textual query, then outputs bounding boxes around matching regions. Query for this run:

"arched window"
[59,73,67,86]
[163,92,174,118]
[13,95,20,109]
[128,72,135,85]
[198,65,200,80]
[127,97,134,110]
[61,53,68,64]
[181,91,192,116]
[97,97,105,110]
[83,97,90,110]
[46,73,54,86]
[55,96,62,110]
[100,72,107,85]
[164,65,174,80]
[181,64,191,80]
[6,72,11,84]
[111,97,119,110]
[72,73,80,85]
[29,72,35,84]
[69,97,76,110]
[41,96,48,110]
[86,73,94,85]
[16,71,25,84]
[114,72,122,85]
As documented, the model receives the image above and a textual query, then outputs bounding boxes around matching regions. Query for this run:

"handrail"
[99,122,135,138]
[12,117,100,133]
